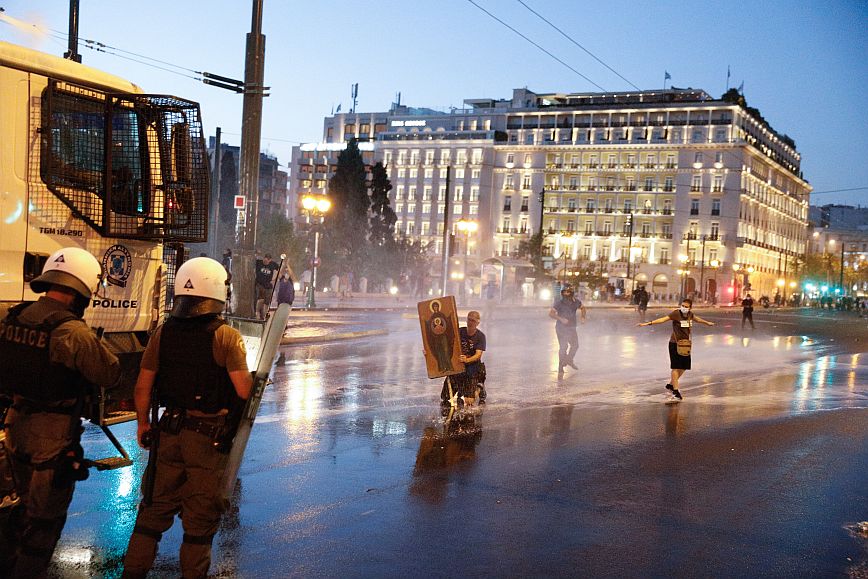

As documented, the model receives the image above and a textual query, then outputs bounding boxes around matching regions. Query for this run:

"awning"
[482,257,535,269]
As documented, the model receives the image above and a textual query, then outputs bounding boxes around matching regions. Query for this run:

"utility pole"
[236,0,267,318]
[537,187,546,237]
[440,166,452,296]
[63,0,81,62]
[625,213,634,296]
[698,235,707,302]
[839,240,846,293]
[208,127,223,260]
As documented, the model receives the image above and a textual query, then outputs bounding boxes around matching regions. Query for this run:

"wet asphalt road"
[54,305,867,577]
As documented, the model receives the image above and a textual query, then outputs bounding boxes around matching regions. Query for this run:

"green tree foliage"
[322,139,370,283]
[568,261,608,290]
[369,162,397,246]
[518,230,548,280]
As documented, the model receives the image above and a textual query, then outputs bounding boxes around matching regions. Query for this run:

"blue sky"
[2,0,866,206]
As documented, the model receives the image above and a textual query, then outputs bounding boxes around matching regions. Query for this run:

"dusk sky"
[2,0,866,207]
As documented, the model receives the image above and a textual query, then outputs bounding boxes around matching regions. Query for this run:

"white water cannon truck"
[0,41,211,469]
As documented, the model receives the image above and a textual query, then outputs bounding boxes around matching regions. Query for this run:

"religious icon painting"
[417,295,464,379]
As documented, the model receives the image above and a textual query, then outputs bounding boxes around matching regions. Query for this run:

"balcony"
[661,208,673,215]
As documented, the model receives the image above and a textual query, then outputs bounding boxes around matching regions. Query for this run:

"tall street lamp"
[302,194,331,308]
[678,253,689,300]
[456,218,478,305]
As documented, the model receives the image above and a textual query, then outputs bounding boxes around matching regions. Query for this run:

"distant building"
[208,137,290,228]
[809,204,868,231]
[806,205,868,295]
[290,87,811,300]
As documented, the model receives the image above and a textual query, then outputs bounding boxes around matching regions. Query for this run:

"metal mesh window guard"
[41,81,209,242]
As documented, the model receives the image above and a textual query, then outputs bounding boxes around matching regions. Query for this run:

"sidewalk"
[294,291,752,311]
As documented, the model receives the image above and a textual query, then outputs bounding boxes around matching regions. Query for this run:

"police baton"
[140,400,160,506]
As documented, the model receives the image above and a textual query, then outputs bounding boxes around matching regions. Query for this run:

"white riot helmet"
[172,257,228,318]
[30,247,102,298]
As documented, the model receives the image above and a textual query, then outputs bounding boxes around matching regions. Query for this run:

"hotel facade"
[289,88,810,300]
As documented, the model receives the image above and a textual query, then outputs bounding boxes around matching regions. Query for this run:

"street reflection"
[410,406,483,504]
[664,404,683,438]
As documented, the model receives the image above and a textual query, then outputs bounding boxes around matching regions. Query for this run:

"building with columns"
[289,88,811,300]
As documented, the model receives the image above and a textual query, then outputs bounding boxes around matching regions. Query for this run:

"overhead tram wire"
[21,17,219,86]
[465,0,607,92]
[515,0,641,91]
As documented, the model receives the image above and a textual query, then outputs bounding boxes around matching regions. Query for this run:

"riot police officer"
[122,257,251,579]
[0,247,120,578]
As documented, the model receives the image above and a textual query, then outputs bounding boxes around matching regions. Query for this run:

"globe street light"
[456,218,478,305]
[302,194,331,308]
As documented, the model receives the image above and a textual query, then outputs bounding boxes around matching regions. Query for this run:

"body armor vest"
[156,315,234,413]
[0,303,83,403]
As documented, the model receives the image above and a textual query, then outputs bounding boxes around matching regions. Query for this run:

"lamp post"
[625,213,634,297]
[678,253,689,300]
[731,263,740,304]
[708,259,719,303]
[456,218,478,305]
[302,194,331,308]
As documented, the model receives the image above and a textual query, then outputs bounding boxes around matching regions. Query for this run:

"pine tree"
[368,161,396,246]
[322,138,370,283]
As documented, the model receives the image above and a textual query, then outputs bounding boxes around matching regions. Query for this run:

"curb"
[280,328,388,345]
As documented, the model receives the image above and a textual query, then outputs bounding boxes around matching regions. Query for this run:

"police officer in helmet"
[0,247,120,578]
[122,257,252,579]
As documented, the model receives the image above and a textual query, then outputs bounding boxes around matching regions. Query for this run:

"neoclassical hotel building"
[289,87,810,300]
